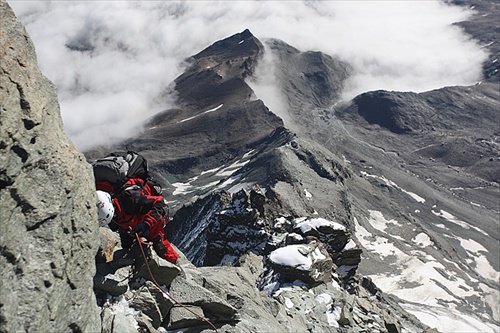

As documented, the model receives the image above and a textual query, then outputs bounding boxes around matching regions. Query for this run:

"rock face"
[0,1,100,331]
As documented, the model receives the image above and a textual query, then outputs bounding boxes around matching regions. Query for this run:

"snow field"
[354,206,499,332]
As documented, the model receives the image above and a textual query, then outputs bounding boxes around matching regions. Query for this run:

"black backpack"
[92,151,151,191]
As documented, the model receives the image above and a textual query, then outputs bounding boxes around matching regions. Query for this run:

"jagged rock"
[0,1,100,331]
[129,281,174,328]
[334,240,362,267]
[169,275,238,323]
[338,302,354,326]
[135,312,156,333]
[122,29,284,179]
[186,253,265,309]
[94,265,131,296]
[132,246,181,287]
[205,189,272,266]
[183,256,290,333]
[268,241,333,286]
[385,316,402,333]
[167,305,206,329]
[175,28,263,110]
[101,307,138,333]
[237,252,265,280]
[275,287,335,333]
[293,217,350,254]
[101,307,114,333]
[168,191,232,266]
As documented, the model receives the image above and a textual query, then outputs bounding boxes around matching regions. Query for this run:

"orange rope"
[134,233,219,333]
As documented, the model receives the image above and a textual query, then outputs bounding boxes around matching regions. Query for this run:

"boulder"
[101,307,138,333]
[169,276,238,323]
[94,265,131,296]
[186,258,291,333]
[129,281,174,328]
[167,305,206,329]
[268,241,333,286]
[293,217,350,253]
[132,246,181,287]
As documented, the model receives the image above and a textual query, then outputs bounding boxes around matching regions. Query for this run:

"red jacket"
[96,178,165,239]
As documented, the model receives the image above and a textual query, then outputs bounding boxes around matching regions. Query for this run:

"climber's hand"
[130,223,149,238]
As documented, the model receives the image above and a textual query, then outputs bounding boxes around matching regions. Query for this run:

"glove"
[131,223,149,238]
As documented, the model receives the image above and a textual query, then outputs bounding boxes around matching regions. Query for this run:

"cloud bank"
[9,1,488,151]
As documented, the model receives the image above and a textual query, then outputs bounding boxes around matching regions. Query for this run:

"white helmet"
[96,190,114,226]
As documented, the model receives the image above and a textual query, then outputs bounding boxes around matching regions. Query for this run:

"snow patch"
[288,232,304,242]
[361,172,425,203]
[274,217,291,229]
[103,296,140,330]
[354,216,498,331]
[368,210,402,232]
[327,306,341,328]
[171,181,194,195]
[457,236,498,282]
[203,103,223,114]
[178,104,223,123]
[432,209,488,236]
[295,217,346,233]
[315,293,332,304]
[269,245,313,270]
[412,232,433,247]
[342,239,357,252]
[403,303,498,333]
[228,181,255,194]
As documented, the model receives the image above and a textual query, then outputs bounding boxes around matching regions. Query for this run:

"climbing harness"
[134,233,220,333]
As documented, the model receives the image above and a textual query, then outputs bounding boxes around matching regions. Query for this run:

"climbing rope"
[134,233,220,333]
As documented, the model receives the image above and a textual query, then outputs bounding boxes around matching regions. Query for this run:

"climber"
[96,178,179,264]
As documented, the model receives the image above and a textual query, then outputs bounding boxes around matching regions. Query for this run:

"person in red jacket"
[96,177,179,264]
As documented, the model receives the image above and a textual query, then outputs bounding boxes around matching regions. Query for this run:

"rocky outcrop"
[268,241,334,286]
[95,225,433,333]
[204,189,272,266]
[95,235,239,331]
[0,0,100,331]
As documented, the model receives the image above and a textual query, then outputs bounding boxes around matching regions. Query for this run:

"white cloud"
[9,0,488,151]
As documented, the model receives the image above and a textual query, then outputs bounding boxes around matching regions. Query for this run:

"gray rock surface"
[268,241,333,286]
[129,281,173,328]
[0,0,100,331]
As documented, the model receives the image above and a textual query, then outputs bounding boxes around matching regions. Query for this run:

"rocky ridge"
[95,217,431,333]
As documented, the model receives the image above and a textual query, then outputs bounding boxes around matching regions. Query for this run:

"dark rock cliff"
[0,0,100,331]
